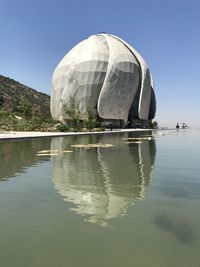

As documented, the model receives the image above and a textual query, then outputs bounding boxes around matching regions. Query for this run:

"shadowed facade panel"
[148,87,156,120]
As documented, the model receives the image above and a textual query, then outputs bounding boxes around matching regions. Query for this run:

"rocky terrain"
[0,75,50,117]
[0,75,56,131]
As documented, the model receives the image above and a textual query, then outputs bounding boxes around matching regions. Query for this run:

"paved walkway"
[0,129,152,140]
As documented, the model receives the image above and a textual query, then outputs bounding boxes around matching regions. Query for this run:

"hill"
[0,75,50,117]
[0,75,57,131]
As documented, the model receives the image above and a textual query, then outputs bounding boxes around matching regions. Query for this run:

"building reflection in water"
[51,133,156,227]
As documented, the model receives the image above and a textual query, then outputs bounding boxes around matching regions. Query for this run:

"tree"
[85,106,96,131]
[63,96,81,132]
[146,120,158,129]
[152,121,158,129]
[19,100,32,118]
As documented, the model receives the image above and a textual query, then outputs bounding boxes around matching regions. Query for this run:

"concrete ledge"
[0,129,153,140]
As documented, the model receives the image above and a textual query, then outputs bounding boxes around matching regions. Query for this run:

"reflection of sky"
[51,133,156,227]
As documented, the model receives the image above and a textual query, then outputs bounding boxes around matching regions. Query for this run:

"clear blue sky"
[0,0,200,127]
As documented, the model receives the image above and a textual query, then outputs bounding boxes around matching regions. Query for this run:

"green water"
[0,129,200,267]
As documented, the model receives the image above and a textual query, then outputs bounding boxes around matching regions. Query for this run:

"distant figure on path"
[176,123,180,129]
[182,123,187,129]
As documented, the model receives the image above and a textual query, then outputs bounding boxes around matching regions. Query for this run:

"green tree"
[56,123,69,132]
[85,106,96,131]
[26,116,42,131]
[152,121,158,129]
[146,120,158,129]
[63,96,81,132]
[19,100,32,118]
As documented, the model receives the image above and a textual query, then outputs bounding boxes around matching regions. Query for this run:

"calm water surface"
[0,129,200,267]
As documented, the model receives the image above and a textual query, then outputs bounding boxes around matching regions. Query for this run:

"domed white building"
[51,33,156,128]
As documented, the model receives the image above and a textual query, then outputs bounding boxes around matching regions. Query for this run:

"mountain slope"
[0,75,51,117]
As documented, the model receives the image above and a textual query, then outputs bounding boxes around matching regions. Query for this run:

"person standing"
[176,123,180,129]
[182,123,186,129]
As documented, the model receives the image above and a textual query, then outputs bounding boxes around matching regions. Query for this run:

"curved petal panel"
[97,34,140,121]
[51,35,109,121]
[107,34,152,120]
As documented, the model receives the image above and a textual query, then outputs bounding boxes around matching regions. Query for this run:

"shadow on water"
[155,214,196,245]
[0,138,51,181]
[155,214,174,231]
[175,222,196,245]
[51,131,156,227]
